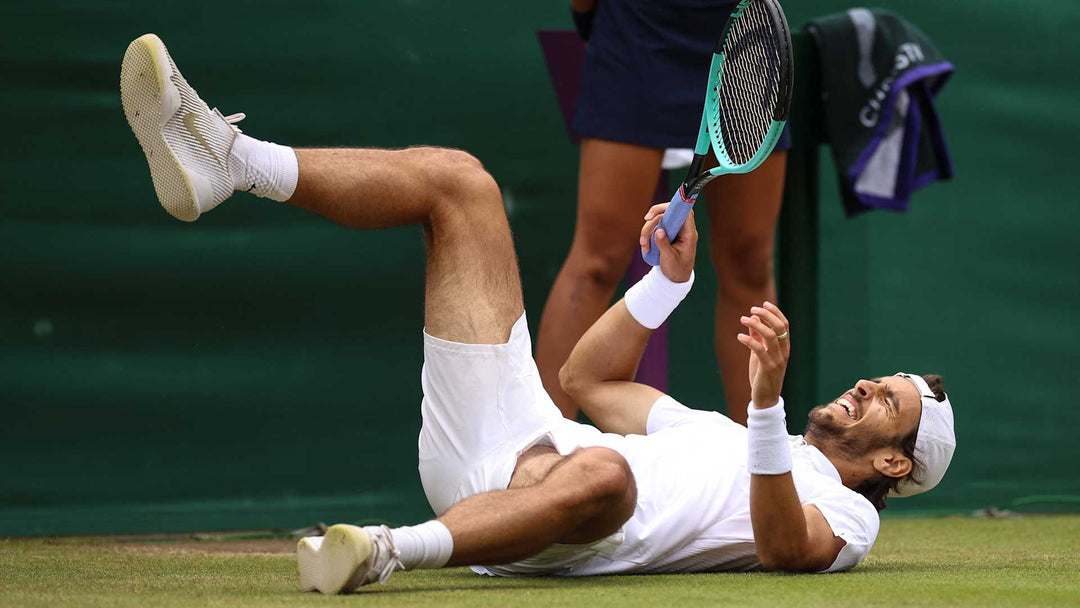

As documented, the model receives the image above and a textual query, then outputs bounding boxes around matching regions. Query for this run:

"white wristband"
[747,398,793,475]
[624,267,694,330]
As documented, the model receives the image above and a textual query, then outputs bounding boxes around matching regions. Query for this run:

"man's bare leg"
[441,445,636,566]
[282,147,635,567]
[287,146,522,344]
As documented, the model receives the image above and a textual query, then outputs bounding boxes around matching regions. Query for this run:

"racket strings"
[716,1,782,165]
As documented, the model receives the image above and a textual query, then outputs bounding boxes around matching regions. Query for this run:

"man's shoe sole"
[120,33,211,222]
[297,524,374,594]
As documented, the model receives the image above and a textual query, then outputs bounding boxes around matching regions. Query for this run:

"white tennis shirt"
[559,396,879,575]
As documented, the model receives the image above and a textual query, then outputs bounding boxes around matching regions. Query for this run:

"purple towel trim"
[845,61,954,213]
[917,77,956,182]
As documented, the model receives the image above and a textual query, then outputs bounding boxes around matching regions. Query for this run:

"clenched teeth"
[837,397,856,420]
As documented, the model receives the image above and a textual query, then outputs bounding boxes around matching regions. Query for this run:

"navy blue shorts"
[573,0,792,151]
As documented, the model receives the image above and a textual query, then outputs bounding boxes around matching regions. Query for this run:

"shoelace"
[212,108,246,134]
[370,525,404,585]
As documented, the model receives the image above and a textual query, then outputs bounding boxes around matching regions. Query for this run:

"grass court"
[3,515,1076,607]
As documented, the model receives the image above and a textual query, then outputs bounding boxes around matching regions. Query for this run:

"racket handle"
[642,188,697,266]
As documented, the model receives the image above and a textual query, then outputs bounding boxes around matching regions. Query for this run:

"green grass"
[2,516,1078,607]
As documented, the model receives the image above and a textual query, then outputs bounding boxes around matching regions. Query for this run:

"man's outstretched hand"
[639,203,698,283]
[737,302,791,409]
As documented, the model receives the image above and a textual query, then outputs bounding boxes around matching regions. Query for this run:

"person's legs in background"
[703,150,787,424]
[536,138,663,419]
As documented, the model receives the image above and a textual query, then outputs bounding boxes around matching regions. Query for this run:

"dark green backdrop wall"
[2,1,1078,535]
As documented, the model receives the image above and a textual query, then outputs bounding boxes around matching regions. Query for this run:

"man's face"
[806,376,923,465]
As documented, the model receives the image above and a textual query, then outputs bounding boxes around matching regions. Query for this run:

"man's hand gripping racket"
[640,202,699,283]
[642,0,794,265]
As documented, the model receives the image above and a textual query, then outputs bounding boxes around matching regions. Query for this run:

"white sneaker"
[297,524,403,594]
[120,33,243,222]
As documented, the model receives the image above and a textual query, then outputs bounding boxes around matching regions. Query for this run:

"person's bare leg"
[704,151,787,424]
[287,146,523,344]
[536,138,663,418]
[439,446,636,566]
[288,146,634,565]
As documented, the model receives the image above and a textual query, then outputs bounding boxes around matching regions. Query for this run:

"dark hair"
[853,374,945,511]
[923,374,947,402]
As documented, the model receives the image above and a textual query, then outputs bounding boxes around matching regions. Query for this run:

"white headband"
[890,373,956,497]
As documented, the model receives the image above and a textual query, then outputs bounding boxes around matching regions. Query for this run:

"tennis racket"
[643,0,793,266]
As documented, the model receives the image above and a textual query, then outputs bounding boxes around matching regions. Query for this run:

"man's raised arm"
[559,204,698,436]
[737,303,846,572]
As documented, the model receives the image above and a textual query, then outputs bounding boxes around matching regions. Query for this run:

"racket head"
[703,0,793,174]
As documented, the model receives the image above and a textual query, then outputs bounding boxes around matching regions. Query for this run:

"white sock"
[388,520,454,570]
[228,133,298,202]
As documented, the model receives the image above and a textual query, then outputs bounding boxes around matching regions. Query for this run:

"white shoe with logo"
[297,524,403,594]
[120,33,243,222]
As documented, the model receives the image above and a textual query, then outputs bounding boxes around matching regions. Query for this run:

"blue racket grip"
[642,188,696,266]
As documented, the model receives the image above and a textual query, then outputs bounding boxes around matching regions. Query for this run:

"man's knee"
[555,447,636,516]
[403,146,483,170]
[408,147,501,216]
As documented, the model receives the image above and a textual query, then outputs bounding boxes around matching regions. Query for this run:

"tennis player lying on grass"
[121,34,957,593]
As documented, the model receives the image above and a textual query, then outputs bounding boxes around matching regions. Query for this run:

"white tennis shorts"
[416,312,627,575]
[417,312,620,515]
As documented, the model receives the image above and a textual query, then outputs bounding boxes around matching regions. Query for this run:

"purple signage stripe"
[536,30,587,144]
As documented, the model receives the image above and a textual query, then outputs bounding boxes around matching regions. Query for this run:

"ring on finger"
[777,331,789,340]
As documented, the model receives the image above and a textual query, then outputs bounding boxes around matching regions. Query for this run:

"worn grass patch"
[1,516,1077,607]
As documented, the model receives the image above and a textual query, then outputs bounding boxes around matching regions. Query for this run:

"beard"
[804,404,891,461]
